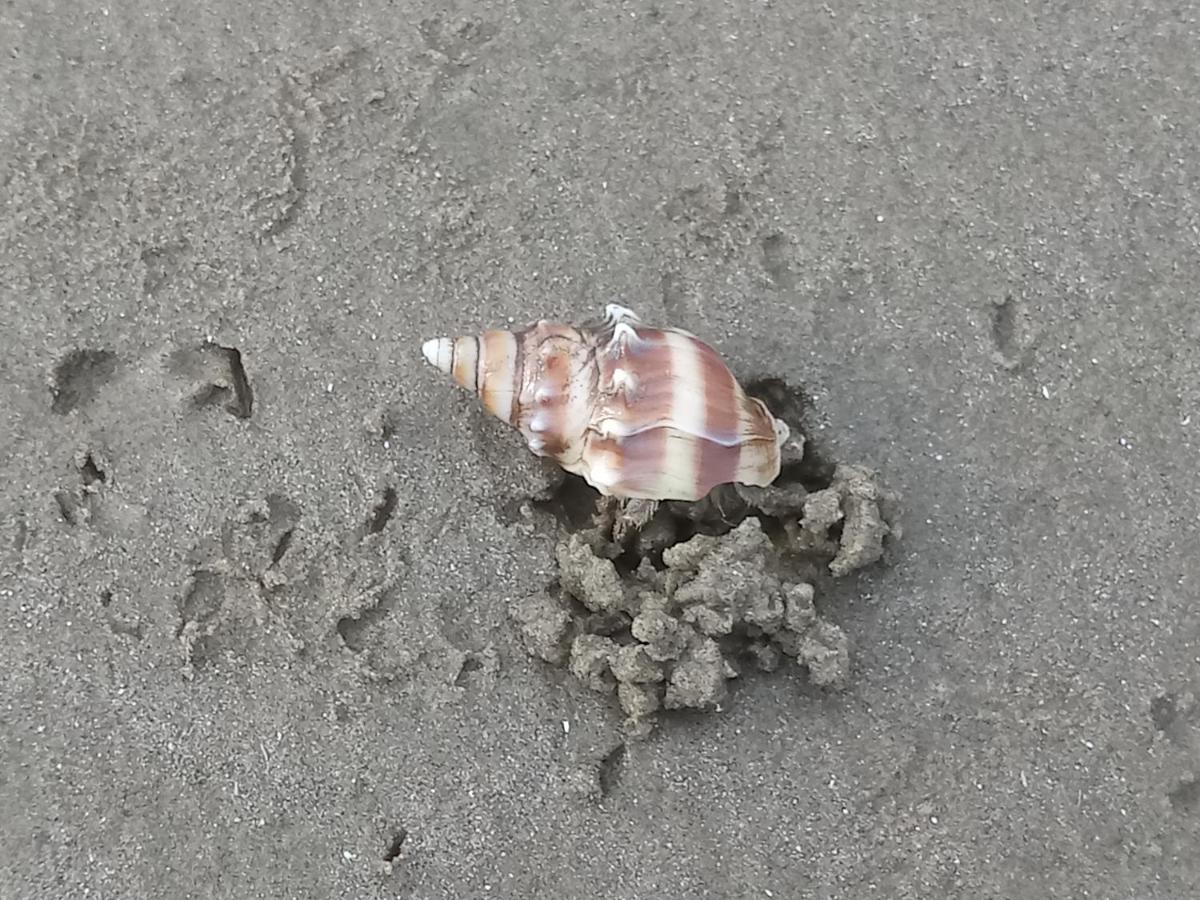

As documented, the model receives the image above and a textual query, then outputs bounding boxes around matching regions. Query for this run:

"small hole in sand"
[383,828,408,863]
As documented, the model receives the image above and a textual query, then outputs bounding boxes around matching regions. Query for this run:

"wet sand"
[2,2,1199,897]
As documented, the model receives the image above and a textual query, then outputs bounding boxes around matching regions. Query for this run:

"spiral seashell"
[421,305,790,502]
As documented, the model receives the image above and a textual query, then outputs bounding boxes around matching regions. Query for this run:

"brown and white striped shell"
[421,305,790,502]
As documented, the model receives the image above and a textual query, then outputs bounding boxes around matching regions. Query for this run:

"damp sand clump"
[510,463,900,736]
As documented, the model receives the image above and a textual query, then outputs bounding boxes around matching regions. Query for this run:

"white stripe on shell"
[662,330,704,493]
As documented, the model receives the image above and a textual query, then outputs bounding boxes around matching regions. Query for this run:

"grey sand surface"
[2,1,1199,897]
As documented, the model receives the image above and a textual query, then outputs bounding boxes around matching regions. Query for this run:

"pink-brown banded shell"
[421,305,790,502]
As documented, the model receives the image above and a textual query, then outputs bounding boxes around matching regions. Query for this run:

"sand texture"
[3,2,1199,897]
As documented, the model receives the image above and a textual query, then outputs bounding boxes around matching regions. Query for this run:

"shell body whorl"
[421,308,789,502]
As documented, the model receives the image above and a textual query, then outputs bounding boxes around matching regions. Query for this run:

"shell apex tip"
[421,337,452,373]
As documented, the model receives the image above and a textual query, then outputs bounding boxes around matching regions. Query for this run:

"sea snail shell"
[421,305,790,502]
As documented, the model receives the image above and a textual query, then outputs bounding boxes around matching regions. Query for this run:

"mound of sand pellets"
[510,463,900,736]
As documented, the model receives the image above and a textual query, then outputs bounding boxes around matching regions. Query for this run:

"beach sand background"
[2,2,1198,897]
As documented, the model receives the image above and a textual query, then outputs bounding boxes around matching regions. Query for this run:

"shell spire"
[421,305,790,502]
